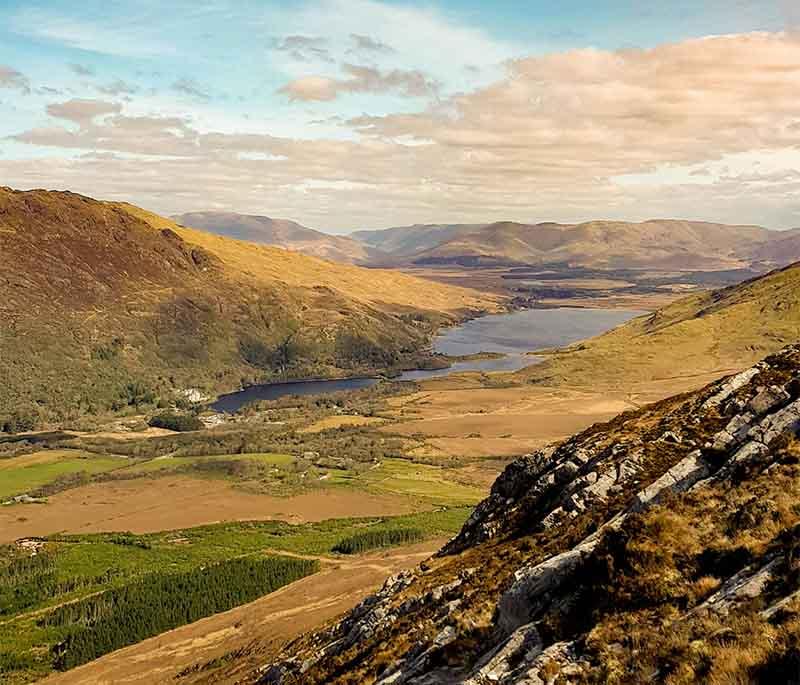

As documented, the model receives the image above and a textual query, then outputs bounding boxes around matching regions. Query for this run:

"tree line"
[332,528,424,554]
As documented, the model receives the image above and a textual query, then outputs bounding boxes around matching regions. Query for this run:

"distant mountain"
[172,211,387,265]
[747,226,800,265]
[353,219,800,271]
[407,219,785,269]
[0,188,493,423]
[351,223,489,258]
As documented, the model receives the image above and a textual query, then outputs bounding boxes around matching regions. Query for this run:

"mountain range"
[175,212,800,272]
[356,219,800,271]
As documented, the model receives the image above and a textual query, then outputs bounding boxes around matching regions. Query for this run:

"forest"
[43,555,318,670]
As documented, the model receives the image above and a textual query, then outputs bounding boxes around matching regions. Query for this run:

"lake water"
[397,307,645,380]
[211,307,645,412]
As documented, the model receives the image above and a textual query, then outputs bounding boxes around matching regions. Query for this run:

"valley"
[2,189,799,684]
[3,10,800,683]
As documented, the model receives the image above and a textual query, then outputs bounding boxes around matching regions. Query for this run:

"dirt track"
[41,540,444,685]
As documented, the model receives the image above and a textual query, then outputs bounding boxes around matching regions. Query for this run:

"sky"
[0,0,799,232]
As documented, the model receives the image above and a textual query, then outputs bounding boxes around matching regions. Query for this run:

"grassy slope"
[520,261,800,388]
[119,203,490,314]
[0,188,496,422]
[171,211,383,265]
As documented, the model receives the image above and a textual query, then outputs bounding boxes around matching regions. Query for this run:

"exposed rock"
[702,366,761,409]
[749,385,791,416]
[256,346,800,685]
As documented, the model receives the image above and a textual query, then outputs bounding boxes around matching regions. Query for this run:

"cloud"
[6,32,800,230]
[349,33,394,54]
[279,63,440,101]
[46,99,122,125]
[171,78,211,101]
[69,63,95,77]
[273,35,334,63]
[0,65,31,94]
[782,0,800,29]
[96,79,139,96]
[276,0,515,81]
[351,33,800,179]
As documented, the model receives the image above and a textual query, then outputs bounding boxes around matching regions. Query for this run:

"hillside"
[251,345,800,684]
[519,261,800,390]
[173,212,385,265]
[366,219,798,270]
[748,227,800,265]
[352,224,489,259]
[0,188,495,424]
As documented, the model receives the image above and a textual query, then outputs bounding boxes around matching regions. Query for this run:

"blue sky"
[0,1,798,230]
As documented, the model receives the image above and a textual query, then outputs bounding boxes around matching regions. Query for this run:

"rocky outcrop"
[256,345,800,685]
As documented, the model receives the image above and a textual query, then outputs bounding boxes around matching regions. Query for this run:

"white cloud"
[267,0,517,87]
[279,64,440,102]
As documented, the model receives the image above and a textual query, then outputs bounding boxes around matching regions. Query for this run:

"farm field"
[0,450,129,500]
[0,363,716,684]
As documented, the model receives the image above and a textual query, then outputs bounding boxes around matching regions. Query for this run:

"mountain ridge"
[172,211,387,265]
[404,219,789,270]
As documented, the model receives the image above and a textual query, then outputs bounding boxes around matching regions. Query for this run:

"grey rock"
[748,385,791,416]
[702,367,761,409]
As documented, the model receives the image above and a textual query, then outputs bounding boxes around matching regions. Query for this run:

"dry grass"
[520,262,800,390]
[116,203,498,315]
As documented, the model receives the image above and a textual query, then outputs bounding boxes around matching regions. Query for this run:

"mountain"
[406,219,785,270]
[0,188,494,424]
[256,344,800,684]
[521,260,800,389]
[352,223,489,259]
[172,211,387,265]
[747,227,800,265]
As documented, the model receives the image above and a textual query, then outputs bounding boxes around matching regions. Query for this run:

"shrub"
[1,408,39,434]
[148,412,203,432]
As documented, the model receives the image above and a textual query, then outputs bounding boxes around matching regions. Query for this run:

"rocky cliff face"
[257,345,800,684]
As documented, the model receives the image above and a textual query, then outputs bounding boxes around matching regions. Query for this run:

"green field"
[0,451,128,500]
[123,451,295,474]
[0,507,471,683]
[1,447,483,508]
[326,458,485,506]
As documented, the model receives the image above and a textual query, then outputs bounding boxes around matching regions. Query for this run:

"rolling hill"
[520,260,800,389]
[406,219,789,269]
[352,223,489,260]
[747,226,800,264]
[0,188,495,424]
[172,211,385,265]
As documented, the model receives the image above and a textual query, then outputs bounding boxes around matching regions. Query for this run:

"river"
[210,307,646,412]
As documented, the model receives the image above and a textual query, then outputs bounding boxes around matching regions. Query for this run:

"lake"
[210,307,646,412]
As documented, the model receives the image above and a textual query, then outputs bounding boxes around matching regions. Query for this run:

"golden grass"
[115,203,498,315]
